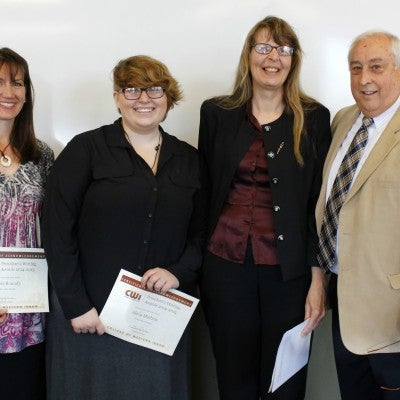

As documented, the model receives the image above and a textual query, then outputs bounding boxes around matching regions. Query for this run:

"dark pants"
[329,274,400,400]
[200,249,311,400]
[0,341,46,400]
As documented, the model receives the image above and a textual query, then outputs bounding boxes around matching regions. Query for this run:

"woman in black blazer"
[198,16,331,399]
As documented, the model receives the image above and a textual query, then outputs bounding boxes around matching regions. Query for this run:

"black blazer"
[198,100,331,281]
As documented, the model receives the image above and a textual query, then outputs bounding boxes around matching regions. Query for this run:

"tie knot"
[362,117,374,128]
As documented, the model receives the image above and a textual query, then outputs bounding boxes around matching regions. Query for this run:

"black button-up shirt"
[42,119,203,319]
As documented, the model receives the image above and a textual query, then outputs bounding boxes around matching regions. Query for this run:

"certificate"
[0,247,49,313]
[100,269,199,356]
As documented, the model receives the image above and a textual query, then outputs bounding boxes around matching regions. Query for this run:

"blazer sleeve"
[198,100,214,194]
[306,105,332,267]
[166,146,207,293]
[197,100,218,240]
[42,134,95,319]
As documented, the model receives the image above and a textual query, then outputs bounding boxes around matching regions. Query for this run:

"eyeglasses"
[253,43,294,56]
[119,86,165,100]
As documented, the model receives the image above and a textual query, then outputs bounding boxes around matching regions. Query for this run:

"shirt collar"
[104,117,185,156]
[361,95,400,134]
[246,101,262,132]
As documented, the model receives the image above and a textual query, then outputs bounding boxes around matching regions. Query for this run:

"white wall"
[1,0,398,153]
[1,1,397,398]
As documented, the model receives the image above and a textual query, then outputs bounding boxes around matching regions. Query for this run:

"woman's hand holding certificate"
[100,269,199,356]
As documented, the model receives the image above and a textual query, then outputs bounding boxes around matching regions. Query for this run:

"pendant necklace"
[0,143,12,167]
[125,131,162,171]
[151,131,162,171]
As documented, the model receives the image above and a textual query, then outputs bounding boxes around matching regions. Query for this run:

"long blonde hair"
[214,16,317,164]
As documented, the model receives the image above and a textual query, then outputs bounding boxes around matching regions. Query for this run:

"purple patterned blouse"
[0,140,54,353]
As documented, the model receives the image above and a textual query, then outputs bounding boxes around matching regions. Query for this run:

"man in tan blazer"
[316,31,400,399]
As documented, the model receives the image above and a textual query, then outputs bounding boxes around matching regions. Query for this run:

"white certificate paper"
[268,320,311,393]
[0,247,49,313]
[100,269,199,356]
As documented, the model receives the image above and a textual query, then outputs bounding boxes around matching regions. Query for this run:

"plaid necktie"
[317,117,374,272]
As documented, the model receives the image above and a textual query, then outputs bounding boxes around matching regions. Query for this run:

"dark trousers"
[0,341,46,400]
[200,249,311,400]
[329,274,400,400]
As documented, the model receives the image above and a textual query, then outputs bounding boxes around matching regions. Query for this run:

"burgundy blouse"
[208,105,279,265]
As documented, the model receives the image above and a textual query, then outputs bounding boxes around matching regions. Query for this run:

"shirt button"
[153,187,158,191]
[143,240,148,244]
[277,234,284,241]
[272,177,279,184]
[267,151,275,159]
[148,213,153,218]
[274,206,280,212]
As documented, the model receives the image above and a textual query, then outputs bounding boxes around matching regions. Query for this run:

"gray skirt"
[46,291,191,400]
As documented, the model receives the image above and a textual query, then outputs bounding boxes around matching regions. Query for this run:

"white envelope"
[268,319,311,393]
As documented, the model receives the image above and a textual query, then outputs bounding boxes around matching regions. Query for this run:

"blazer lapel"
[317,107,359,224]
[346,108,400,202]
[221,116,257,188]
[231,118,257,164]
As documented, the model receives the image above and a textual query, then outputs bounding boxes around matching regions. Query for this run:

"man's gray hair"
[348,30,400,68]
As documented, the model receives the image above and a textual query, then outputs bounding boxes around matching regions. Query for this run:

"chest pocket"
[388,274,400,289]
[168,170,200,191]
[92,164,134,184]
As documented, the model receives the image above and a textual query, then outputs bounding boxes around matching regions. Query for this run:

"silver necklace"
[125,131,162,171]
[0,143,12,167]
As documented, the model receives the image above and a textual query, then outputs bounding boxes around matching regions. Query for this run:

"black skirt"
[46,291,191,400]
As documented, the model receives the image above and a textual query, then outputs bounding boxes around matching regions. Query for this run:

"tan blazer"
[316,104,400,355]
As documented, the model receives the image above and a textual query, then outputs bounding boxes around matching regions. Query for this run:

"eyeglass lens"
[122,86,164,100]
[254,43,293,56]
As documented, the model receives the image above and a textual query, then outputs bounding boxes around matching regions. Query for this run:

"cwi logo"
[125,290,142,301]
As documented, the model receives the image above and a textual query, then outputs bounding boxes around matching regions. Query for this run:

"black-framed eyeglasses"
[119,86,165,100]
[253,43,294,56]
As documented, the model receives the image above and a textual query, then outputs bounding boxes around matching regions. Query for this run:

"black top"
[42,119,203,319]
[198,100,332,280]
